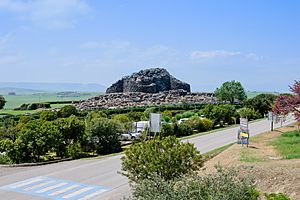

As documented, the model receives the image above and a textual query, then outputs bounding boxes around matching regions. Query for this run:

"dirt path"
[204,126,300,199]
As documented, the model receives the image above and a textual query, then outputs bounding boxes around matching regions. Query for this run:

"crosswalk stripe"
[23,180,56,191]
[48,184,80,196]
[35,182,68,193]
[9,178,44,189]
[78,189,108,200]
[62,186,94,199]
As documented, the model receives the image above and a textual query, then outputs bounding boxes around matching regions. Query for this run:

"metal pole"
[271,120,274,131]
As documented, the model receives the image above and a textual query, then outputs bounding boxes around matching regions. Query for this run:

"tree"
[0,95,6,109]
[58,105,78,118]
[86,118,122,154]
[121,136,203,182]
[215,80,247,104]
[237,107,260,120]
[244,93,277,116]
[39,110,58,121]
[273,81,300,125]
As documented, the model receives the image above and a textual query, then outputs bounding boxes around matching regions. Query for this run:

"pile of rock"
[106,68,190,93]
[75,90,215,110]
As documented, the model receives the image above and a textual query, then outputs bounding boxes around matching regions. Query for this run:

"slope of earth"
[204,125,300,199]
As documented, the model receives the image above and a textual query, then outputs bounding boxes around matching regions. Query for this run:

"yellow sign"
[240,132,249,138]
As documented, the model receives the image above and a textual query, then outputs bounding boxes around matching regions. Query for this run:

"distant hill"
[0,82,106,94]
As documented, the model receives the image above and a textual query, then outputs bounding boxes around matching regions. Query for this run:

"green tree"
[0,95,6,109]
[86,118,122,154]
[237,107,260,120]
[112,114,133,133]
[121,136,203,182]
[210,104,238,126]
[215,80,247,104]
[58,105,78,118]
[54,116,86,156]
[39,110,58,121]
[244,93,277,116]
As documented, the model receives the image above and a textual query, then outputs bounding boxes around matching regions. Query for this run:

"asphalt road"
[0,115,295,200]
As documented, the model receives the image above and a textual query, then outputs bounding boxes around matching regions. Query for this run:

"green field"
[2,92,99,109]
[0,92,100,115]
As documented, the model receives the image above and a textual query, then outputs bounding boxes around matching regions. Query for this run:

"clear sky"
[0,0,299,92]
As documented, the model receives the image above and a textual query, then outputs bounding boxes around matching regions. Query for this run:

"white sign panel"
[240,118,248,130]
[149,113,162,133]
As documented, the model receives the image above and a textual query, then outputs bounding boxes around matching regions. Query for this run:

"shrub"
[174,123,193,137]
[202,118,213,131]
[186,116,205,132]
[182,111,195,118]
[128,166,259,200]
[121,136,203,182]
[161,123,174,137]
[66,142,83,159]
[39,110,58,121]
[58,105,78,118]
[175,113,183,120]
[86,118,122,154]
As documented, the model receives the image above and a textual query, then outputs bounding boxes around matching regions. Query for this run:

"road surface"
[0,116,295,200]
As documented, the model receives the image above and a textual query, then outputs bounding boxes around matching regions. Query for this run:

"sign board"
[237,128,249,146]
[149,113,162,133]
[240,118,248,131]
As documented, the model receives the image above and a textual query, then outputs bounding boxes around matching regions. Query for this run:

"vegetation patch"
[271,130,300,159]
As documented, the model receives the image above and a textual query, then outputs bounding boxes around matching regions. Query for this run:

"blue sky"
[0,0,299,92]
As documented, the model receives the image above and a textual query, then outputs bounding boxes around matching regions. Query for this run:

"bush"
[121,136,203,182]
[86,118,122,154]
[161,123,174,137]
[182,111,195,118]
[15,103,51,110]
[174,123,193,137]
[185,116,205,132]
[202,118,213,130]
[128,166,259,200]
[58,105,78,118]
[0,153,11,164]
[39,110,58,121]
[66,142,83,159]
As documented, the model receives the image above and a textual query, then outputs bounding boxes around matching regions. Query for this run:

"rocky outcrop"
[106,68,191,93]
[75,90,215,110]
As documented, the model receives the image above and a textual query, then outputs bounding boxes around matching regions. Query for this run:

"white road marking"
[35,182,68,193]
[62,187,94,199]
[78,189,108,200]
[24,180,56,191]
[9,178,44,189]
[48,184,80,196]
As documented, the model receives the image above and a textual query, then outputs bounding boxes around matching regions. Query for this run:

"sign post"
[237,118,249,147]
[268,112,277,131]
[149,113,162,137]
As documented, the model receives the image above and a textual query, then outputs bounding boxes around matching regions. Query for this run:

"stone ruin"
[106,68,190,93]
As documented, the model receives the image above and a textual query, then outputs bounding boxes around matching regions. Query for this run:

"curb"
[0,158,73,168]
